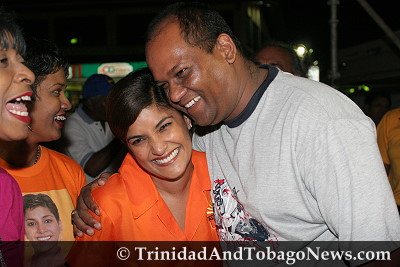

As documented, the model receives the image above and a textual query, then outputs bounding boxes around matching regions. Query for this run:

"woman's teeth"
[153,148,179,164]
[9,110,28,116]
[15,95,32,102]
[54,115,66,121]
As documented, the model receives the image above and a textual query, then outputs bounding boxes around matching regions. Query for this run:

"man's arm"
[84,138,125,178]
[72,172,112,237]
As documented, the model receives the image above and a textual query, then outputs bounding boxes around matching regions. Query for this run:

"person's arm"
[83,138,125,178]
[72,172,112,237]
[377,111,391,174]
[302,117,400,263]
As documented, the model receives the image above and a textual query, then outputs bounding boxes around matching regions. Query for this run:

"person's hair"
[23,193,60,222]
[0,6,26,56]
[255,40,306,77]
[106,68,172,145]
[364,91,392,107]
[23,38,69,97]
[145,1,244,55]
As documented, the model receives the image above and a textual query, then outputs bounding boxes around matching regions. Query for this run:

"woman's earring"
[189,122,192,129]
[28,125,33,131]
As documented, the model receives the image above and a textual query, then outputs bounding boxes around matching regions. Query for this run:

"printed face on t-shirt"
[24,206,62,241]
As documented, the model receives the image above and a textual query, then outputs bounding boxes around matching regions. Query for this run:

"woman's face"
[28,69,71,143]
[24,206,62,241]
[0,34,34,141]
[126,105,193,181]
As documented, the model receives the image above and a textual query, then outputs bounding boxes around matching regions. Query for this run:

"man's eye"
[157,82,169,91]
[176,68,187,77]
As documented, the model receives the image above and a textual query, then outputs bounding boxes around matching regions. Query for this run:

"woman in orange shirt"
[75,68,218,242]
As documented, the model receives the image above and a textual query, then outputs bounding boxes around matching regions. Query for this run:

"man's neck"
[226,61,269,122]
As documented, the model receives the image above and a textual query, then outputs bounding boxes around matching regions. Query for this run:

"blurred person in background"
[377,107,400,213]
[62,74,127,183]
[254,40,306,77]
[363,91,391,126]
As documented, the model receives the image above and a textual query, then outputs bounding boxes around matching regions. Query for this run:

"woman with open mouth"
[0,38,86,246]
[0,6,35,267]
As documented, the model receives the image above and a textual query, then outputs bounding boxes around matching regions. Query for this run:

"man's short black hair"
[145,1,244,54]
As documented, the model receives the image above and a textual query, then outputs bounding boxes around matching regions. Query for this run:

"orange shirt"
[78,150,218,241]
[377,108,400,205]
[0,146,86,241]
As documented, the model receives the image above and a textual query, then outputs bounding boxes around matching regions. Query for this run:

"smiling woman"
[0,7,35,267]
[0,38,86,249]
[0,12,34,142]
[67,68,218,266]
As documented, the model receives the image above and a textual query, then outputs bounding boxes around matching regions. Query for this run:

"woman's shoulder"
[0,168,18,186]
[0,167,21,196]
[191,150,207,165]
[92,173,127,203]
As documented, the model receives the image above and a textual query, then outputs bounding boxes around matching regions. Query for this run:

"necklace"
[34,146,41,165]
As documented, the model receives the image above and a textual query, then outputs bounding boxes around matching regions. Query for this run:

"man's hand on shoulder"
[72,172,113,237]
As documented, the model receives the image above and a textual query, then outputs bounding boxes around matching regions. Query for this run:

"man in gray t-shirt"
[75,2,400,266]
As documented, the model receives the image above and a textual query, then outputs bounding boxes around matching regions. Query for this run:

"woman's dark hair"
[23,193,60,222]
[0,6,26,56]
[23,38,69,97]
[106,68,172,145]
[145,1,243,54]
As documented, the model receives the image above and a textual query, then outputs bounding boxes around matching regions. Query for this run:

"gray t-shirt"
[193,67,400,264]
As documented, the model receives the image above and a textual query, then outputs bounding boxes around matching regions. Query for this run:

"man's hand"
[72,172,112,237]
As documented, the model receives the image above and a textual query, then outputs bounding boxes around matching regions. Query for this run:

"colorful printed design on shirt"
[206,199,216,229]
[212,178,278,244]
[22,189,74,241]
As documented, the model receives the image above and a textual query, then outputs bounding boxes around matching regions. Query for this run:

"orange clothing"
[377,108,400,205]
[0,146,86,241]
[78,150,218,241]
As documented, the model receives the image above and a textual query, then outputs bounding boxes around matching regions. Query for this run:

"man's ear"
[215,33,237,64]
[183,115,193,130]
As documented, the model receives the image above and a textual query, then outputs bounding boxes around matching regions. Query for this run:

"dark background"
[3,0,400,95]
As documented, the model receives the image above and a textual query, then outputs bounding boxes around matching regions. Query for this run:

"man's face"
[145,21,239,126]
[254,46,295,75]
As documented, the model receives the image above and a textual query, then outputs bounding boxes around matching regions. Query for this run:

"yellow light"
[295,45,306,58]
[349,88,355,93]
[70,38,78,45]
